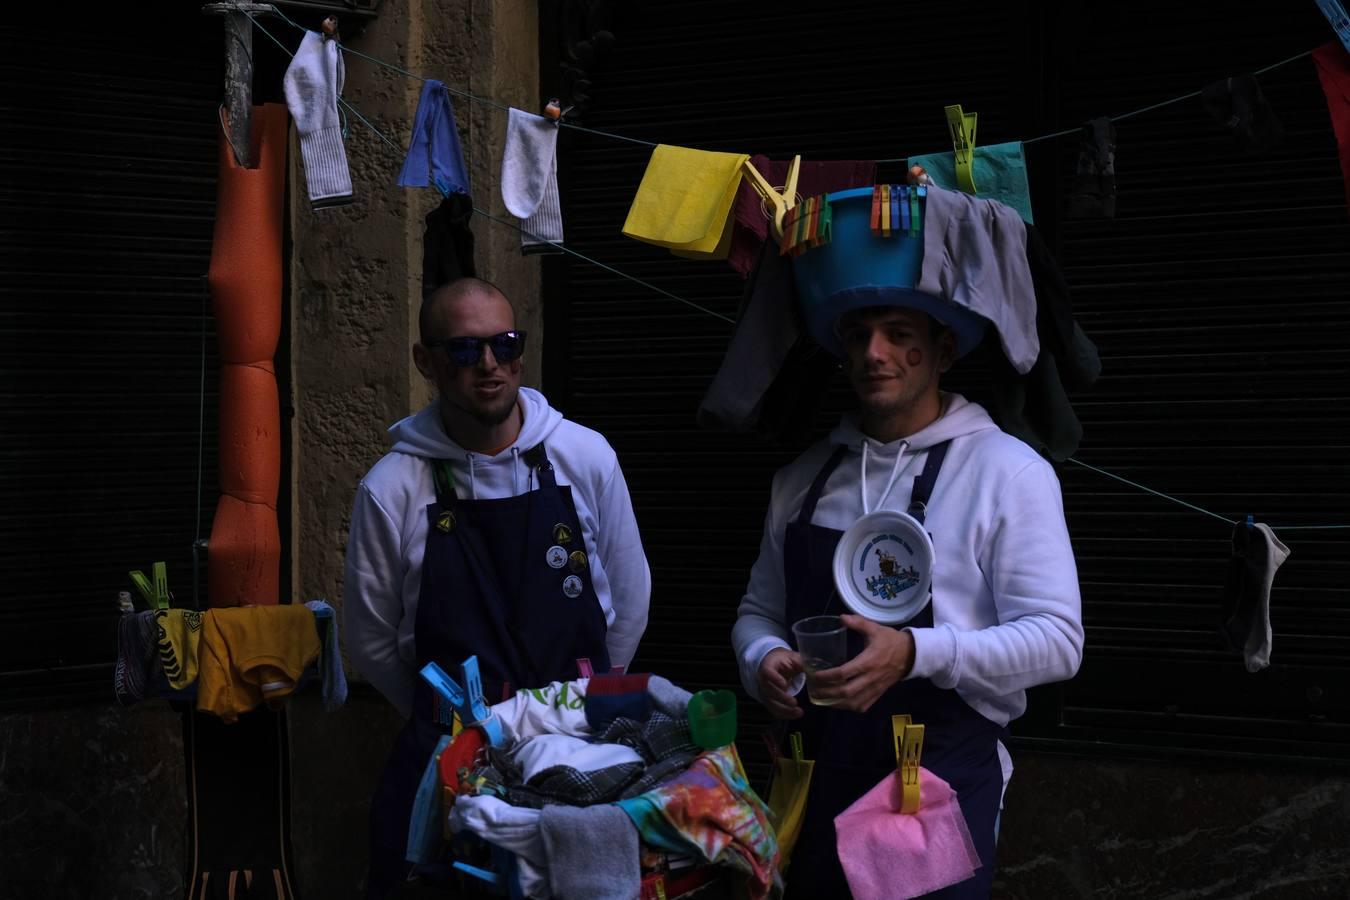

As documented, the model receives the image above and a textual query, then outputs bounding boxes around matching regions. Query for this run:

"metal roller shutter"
[0,6,290,709]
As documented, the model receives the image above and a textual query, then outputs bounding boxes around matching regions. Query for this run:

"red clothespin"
[871,185,883,234]
[779,204,799,255]
[762,730,782,761]
[321,16,340,42]
[576,657,594,678]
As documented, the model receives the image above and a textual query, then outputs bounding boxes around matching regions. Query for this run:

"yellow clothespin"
[128,561,171,610]
[892,714,925,814]
[741,155,801,242]
[944,104,978,194]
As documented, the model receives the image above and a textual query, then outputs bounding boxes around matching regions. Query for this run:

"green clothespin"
[128,561,171,610]
[944,104,979,195]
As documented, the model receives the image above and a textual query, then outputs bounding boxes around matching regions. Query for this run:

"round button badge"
[546,546,567,569]
[563,575,583,598]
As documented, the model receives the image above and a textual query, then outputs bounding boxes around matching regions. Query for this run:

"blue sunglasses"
[424,330,527,367]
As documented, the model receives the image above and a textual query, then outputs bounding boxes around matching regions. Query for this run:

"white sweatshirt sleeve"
[907,460,1084,695]
[594,458,651,669]
[731,478,795,700]
[343,482,418,717]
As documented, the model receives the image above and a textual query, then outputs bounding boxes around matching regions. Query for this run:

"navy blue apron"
[366,443,611,899]
[781,442,1006,900]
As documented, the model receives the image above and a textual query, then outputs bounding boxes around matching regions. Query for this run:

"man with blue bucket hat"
[733,181,1084,898]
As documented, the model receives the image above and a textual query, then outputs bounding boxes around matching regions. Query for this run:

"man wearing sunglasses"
[343,276,651,898]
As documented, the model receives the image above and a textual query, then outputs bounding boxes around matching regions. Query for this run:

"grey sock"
[539,804,639,900]
[647,675,693,719]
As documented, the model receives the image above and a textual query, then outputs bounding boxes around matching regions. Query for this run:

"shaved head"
[419,277,514,344]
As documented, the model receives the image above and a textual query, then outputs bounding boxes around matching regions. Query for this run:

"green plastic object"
[688,689,737,749]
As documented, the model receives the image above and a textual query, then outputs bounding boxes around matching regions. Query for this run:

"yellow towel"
[154,609,204,690]
[622,144,749,259]
[197,605,320,723]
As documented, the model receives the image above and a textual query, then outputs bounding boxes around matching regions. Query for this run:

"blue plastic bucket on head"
[792,187,988,358]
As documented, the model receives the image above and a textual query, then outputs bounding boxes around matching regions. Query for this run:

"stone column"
[287,3,540,895]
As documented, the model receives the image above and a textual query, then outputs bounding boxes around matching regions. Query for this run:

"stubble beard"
[447,384,520,427]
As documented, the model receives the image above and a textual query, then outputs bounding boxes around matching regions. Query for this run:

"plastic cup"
[791,615,849,706]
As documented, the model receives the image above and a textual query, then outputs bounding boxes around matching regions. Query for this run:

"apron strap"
[796,445,850,526]
[431,459,457,507]
[521,443,557,488]
[907,441,951,525]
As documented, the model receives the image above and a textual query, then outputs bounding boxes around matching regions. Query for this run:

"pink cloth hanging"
[833,767,982,900]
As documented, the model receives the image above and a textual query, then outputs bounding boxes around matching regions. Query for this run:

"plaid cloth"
[470,712,701,809]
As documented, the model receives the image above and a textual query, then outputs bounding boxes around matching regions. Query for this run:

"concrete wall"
[287,1,540,896]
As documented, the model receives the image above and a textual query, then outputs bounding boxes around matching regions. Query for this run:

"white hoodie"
[344,387,651,717]
[732,393,1083,729]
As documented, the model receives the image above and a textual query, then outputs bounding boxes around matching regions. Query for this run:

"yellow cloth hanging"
[197,606,321,723]
[766,732,815,871]
[154,608,204,690]
[622,144,749,259]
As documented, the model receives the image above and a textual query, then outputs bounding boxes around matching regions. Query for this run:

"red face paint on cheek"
[906,348,923,367]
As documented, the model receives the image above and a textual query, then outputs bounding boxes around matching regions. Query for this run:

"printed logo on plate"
[562,575,584,598]
[546,545,568,569]
[857,532,921,602]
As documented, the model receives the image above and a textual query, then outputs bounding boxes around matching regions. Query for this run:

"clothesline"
[236,6,1347,538]
[260,2,1314,162]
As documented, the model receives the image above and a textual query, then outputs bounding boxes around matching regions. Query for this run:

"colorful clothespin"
[742,155,801,242]
[420,656,504,745]
[944,104,979,194]
[320,15,339,42]
[791,731,805,763]
[892,714,925,814]
[128,561,171,610]
[1245,514,1254,529]
[880,185,892,236]
[912,185,926,236]
[818,194,833,245]
[871,185,883,233]
[778,204,798,256]
[894,185,907,234]
[576,657,594,678]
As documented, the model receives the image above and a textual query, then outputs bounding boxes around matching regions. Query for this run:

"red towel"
[728,156,876,276]
[1314,42,1350,215]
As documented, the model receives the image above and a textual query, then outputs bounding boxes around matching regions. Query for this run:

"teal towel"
[908,141,1034,224]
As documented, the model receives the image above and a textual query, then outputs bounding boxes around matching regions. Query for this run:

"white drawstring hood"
[345,387,652,717]
[385,387,563,502]
[858,438,916,515]
[733,392,1083,737]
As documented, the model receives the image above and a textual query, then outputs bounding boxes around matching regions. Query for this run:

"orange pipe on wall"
[206,104,288,608]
